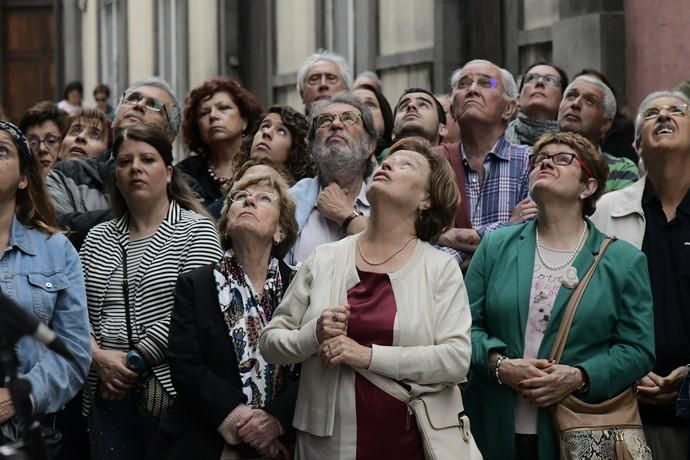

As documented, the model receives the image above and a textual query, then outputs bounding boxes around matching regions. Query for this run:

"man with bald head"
[436,59,532,263]
[592,90,690,459]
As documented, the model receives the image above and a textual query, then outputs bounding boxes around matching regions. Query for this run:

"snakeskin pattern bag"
[549,238,652,460]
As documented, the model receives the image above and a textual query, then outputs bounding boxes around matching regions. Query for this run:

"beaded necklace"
[535,222,587,271]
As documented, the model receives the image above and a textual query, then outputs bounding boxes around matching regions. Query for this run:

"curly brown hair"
[532,131,609,217]
[387,137,459,243]
[182,78,263,157]
[233,106,314,184]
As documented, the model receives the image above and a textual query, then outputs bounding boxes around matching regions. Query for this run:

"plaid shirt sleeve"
[468,139,531,236]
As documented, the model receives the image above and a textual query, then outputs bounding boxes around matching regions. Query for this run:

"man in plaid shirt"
[437,59,533,264]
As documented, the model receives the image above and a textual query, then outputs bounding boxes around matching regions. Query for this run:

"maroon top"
[347,270,424,460]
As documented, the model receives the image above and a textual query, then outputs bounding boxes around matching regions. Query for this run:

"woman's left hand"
[518,364,584,407]
[320,336,372,369]
[237,409,282,451]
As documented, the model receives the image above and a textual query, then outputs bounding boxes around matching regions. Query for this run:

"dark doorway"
[1,1,59,123]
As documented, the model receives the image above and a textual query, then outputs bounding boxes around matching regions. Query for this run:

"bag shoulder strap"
[549,237,616,363]
[122,244,135,349]
[354,368,411,403]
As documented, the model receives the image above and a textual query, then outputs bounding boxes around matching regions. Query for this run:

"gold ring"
[328,344,333,356]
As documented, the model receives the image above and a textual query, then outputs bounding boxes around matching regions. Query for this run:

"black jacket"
[147,261,298,460]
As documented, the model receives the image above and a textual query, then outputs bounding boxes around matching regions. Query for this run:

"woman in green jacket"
[464,132,655,460]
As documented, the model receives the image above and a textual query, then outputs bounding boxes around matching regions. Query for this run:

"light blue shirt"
[0,216,91,415]
[287,177,370,266]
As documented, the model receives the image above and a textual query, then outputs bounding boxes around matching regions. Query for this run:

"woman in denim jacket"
[0,121,91,441]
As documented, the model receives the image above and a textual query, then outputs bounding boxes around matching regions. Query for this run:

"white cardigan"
[259,234,471,437]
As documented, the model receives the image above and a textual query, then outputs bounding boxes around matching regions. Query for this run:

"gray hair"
[564,75,617,119]
[296,50,353,95]
[307,92,378,147]
[449,59,518,101]
[354,70,382,88]
[119,77,181,136]
[633,90,690,148]
[307,92,378,180]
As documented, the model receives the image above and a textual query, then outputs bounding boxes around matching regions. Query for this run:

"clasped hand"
[317,183,352,225]
[636,367,689,405]
[94,349,139,400]
[235,409,284,457]
[316,305,372,369]
[499,358,584,408]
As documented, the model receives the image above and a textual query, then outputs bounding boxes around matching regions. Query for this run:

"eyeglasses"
[455,73,502,91]
[523,73,561,88]
[28,134,61,151]
[229,190,278,207]
[529,151,594,178]
[641,103,689,120]
[121,91,169,121]
[314,111,362,129]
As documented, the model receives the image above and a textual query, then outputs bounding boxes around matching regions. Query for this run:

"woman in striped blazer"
[79,124,222,460]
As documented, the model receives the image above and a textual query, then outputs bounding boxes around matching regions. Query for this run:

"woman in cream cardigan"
[260,137,471,459]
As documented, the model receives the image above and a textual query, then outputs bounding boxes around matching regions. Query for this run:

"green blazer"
[463,219,655,460]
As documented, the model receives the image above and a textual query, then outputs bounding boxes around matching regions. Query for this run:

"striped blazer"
[79,200,223,414]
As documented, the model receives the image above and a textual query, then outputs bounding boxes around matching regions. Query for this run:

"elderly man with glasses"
[46,77,200,250]
[434,59,532,267]
[591,90,690,460]
[286,92,377,265]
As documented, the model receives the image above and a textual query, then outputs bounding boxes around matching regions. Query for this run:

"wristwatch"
[574,366,590,396]
[126,349,150,377]
[342,209,363,231]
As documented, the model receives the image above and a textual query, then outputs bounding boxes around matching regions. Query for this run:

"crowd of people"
[0,48,688,460]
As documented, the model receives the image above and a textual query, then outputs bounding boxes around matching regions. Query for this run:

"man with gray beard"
[286,92,377,265]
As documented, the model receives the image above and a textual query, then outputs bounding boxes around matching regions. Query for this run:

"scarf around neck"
[507,111,560,146]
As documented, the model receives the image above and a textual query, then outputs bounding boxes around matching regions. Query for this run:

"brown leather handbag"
[549,238,652,460]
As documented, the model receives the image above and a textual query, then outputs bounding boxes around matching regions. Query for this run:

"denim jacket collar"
[8,215,37,256]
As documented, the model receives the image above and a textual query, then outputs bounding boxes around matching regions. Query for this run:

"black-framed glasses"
[314,111,362,129]
[27,134,61,151]
[121,91,169,121]
[455,73,502,91]
[529,151,594,178]
[229,190,278,207]
[641,103,689,120]
[523,73,561,88]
